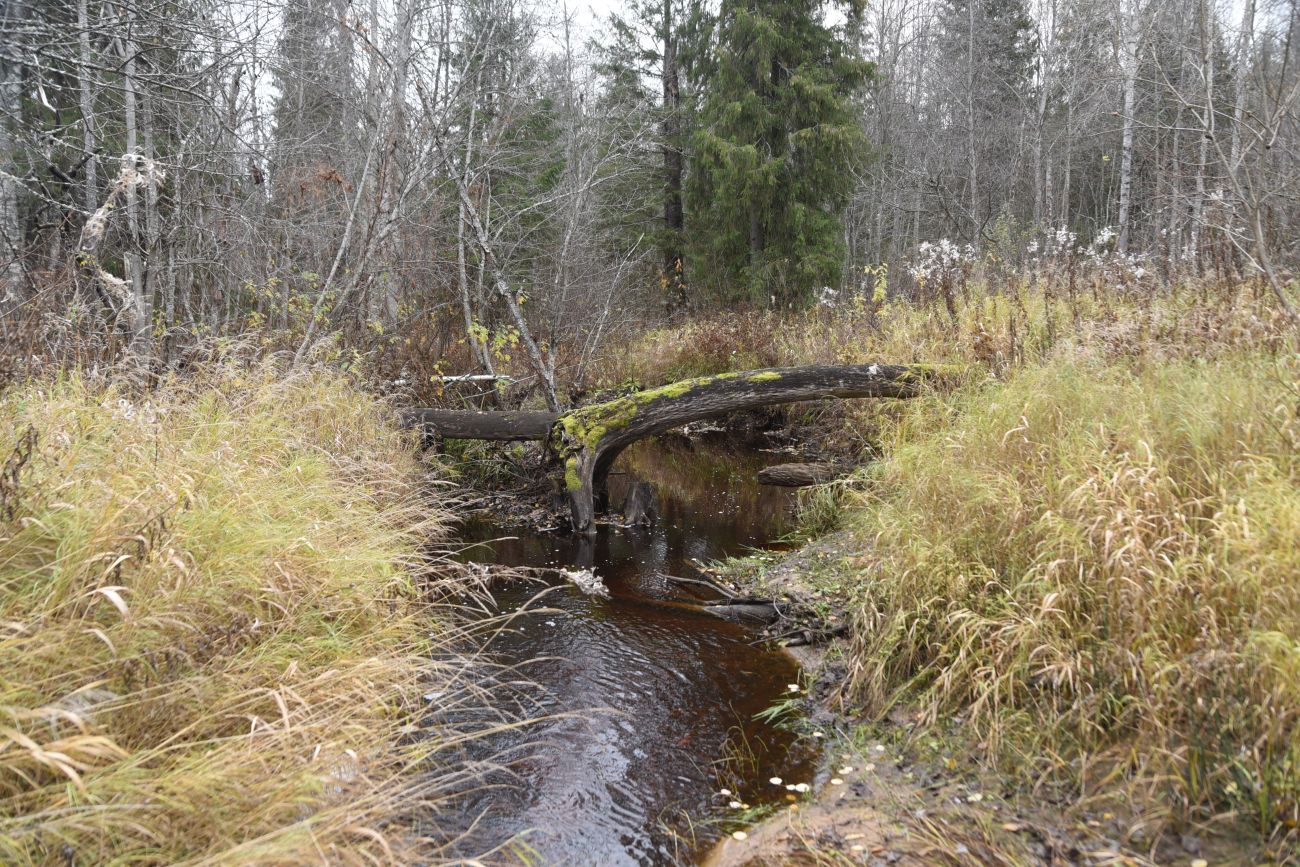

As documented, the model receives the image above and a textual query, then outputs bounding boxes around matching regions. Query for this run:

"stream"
[451,434,819,865]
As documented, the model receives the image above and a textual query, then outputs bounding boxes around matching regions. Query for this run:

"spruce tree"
[937,0,1036,237]
[686,0,870,306]
[596,0,691,312]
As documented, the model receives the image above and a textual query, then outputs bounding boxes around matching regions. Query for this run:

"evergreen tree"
[596,0,691,311]
[686,0,870,306]
[271,0,358,174]
[269,0,361,281]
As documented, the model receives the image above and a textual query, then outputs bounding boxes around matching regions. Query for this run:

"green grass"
[0,363,477,863]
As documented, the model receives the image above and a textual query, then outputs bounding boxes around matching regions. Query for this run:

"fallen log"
[662,572,739,598]
[757,462,843,487]
[550,363,945,534]
[400,362,948,533]
[703,602,785,626]
[399,408,558,441]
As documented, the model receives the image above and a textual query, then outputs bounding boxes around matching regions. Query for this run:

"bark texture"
[399,408,558,441]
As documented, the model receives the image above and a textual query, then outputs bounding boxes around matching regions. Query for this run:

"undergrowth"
[0,364,486,863]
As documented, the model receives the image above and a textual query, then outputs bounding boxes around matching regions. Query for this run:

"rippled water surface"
[451,436,818,865]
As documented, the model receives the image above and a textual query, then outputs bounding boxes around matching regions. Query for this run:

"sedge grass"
[818,349,1300,850]
[612,275,1299,852]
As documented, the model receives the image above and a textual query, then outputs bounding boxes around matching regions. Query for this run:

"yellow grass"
[0,362,478,864]
[834,351,1299,845]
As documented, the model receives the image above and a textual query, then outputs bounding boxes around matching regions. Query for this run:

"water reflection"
[446,435,816,865]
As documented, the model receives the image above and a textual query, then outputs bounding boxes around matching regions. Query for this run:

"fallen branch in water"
[757,463,843,487]
[662,572,739,599]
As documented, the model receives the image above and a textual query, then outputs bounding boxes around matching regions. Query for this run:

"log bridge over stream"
[401,363,944,535]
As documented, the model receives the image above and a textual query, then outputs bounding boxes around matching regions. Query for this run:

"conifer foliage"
[687,0,871,305]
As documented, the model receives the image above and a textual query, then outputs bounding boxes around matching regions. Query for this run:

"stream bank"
[445,420,1238,866]
[706,534,1252,867]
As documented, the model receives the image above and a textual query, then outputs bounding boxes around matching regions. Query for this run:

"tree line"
[1,0,1296,402]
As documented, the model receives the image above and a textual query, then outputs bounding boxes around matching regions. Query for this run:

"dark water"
[453,435,818,865]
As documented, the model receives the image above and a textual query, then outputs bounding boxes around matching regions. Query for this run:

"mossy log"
[549,363,942,534]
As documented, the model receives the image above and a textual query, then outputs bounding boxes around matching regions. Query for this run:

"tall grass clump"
[0,363,477,863]
[830,347,1299,848]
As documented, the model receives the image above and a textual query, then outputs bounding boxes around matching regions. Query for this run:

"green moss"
[747,371,783,382]
[555,369,765,462]
[565,457,582,491]
[635,379,698,401]
[554,396,640,459]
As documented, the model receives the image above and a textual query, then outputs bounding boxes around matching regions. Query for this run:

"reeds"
[829,352,1298,849]
[616,275,1299,851]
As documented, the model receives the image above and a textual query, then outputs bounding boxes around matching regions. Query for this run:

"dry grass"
[626,276,1300,854]
[600,276,1291,387]
[0,362,488,864]
[833,352,1299,844]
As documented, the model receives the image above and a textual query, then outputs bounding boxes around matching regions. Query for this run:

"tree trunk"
[456,68,494,377]
[622,481,656,526]
[661,0,686,312]
[1,0,26,313]
[399,408,558,441]
[1116,12,1142,253]
[76,0,97,217]
[967,0,980,247]
[1229,0,1255,175]
[121,3,148,349]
